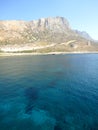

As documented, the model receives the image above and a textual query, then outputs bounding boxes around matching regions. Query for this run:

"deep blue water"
[0,54,98,130]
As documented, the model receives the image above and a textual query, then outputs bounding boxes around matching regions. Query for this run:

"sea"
[0,54,98,130]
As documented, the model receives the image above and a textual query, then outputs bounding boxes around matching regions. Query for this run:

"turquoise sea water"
[0,54,98,130]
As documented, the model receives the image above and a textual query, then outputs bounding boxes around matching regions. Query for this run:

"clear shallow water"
[0,54,98,130]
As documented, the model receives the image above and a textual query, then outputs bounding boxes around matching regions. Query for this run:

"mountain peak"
[30,16,70,32]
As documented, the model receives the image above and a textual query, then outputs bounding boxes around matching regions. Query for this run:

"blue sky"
[0,0,98,40]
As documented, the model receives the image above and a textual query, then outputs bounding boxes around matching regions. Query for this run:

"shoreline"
[0,51,98,56]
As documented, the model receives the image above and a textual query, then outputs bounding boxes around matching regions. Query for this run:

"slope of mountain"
[74,30,93,41]
[0,16,98,53]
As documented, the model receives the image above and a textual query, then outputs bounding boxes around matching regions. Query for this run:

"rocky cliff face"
[29,17,70,32]
[0,17,98,52]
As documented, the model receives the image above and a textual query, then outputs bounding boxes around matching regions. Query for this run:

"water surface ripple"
[0,54,98,130]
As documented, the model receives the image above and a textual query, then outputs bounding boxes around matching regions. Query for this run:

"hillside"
[0,16,98,53]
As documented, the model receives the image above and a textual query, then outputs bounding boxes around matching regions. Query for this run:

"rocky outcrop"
[29,17,70,32]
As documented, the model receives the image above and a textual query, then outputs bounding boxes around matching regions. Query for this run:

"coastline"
[0,51,98,56]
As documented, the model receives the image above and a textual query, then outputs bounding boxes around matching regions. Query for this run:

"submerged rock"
[31,109,55,124]
[25,87,39,114]
[31,109,56,127]
[54,124,62,130]
[25,105,33,114]
[64,115,74,125]
[25,87,38,100]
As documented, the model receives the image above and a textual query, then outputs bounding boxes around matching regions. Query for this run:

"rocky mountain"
[0,16,98,53]
[74,30,93,41]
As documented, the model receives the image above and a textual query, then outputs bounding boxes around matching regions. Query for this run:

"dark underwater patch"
[24,87,39,114]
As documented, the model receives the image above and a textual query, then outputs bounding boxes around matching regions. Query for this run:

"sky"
[0,0,98,40]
